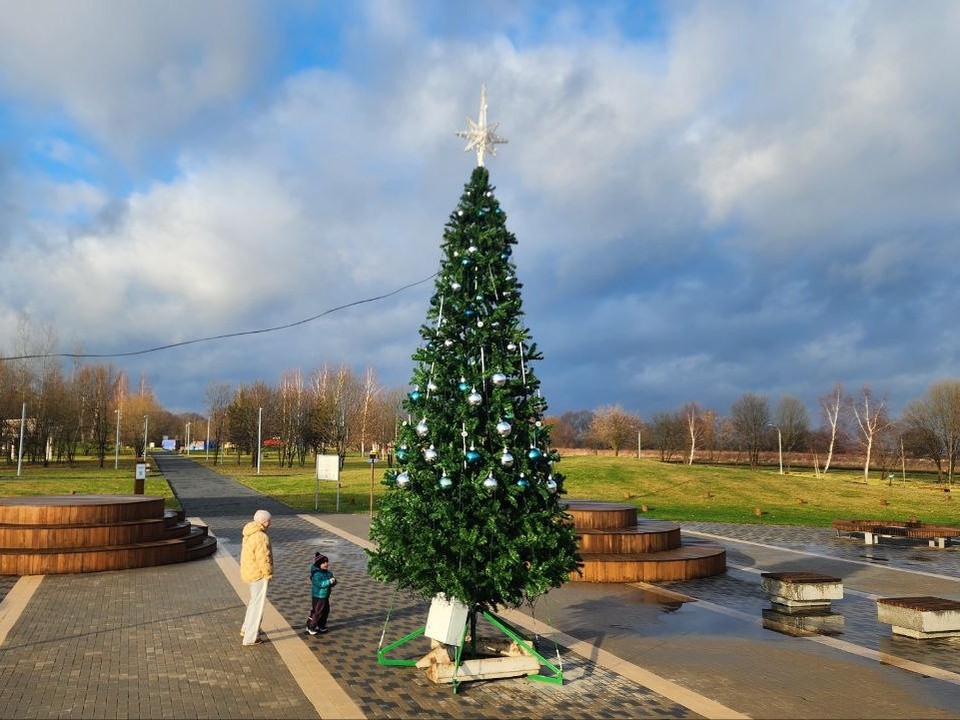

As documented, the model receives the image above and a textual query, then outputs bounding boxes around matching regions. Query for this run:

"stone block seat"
[877,596,960,639]
[565,500,725,582]
[832,519,960,548]
[760,571,843,609]
[0,495,217,575]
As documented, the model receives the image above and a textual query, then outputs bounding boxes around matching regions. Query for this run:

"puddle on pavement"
[630,587,687,612]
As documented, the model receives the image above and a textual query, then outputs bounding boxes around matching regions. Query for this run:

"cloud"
[2,0,960,422]
[0,0,270,160]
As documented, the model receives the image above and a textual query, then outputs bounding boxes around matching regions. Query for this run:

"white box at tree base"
[425,594,469,647]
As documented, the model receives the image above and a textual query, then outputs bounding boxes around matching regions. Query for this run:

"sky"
[1,0,959,422]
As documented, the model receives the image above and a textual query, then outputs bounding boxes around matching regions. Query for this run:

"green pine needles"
[367,166,581,613]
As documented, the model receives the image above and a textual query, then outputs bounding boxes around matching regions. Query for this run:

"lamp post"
[205,418,210,461]
[368,451,378,514]
[768,424,783,475]
[143,415,149,461]
[185,422,191,456]
[114,408,121,469]
[256,407,262,475]
[16,402,25,477]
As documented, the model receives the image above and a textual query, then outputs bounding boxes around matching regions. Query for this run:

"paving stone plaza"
[0,453,959,719]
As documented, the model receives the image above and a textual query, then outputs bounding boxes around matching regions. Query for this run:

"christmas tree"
[367,88,580,617]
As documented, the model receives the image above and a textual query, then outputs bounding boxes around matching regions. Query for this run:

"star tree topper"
[456,84,508,167]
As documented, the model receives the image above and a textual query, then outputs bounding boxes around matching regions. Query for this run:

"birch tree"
[819,384,844,474]
[852,386,891,482]
[683,402,703,465]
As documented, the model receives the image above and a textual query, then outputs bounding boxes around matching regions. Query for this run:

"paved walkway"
[0,454,958,718]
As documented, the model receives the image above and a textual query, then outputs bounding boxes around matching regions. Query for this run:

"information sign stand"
[316,454,341,511]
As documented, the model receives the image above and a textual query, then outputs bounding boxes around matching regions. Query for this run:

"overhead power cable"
[1,273,437,362]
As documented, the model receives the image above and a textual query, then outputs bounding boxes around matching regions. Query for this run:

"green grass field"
[204,451,959,527]
[0,456,178,507]
[2,451,957,527]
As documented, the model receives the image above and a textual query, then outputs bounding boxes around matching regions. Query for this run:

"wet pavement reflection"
[659,522,960,677]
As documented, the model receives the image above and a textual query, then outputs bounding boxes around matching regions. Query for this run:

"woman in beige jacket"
[240,509,273,645]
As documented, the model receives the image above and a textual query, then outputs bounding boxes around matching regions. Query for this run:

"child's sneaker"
[307,626,318,636]
[318,627,328,634]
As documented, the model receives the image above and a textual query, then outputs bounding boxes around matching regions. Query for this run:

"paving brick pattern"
[4,465,960,719]
[0,558,319,719]
[158,454,695,719]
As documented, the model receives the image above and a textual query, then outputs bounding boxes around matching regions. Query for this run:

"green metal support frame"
[376,610,563,692]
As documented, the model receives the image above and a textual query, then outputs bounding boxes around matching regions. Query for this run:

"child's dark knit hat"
[314,553,329,565]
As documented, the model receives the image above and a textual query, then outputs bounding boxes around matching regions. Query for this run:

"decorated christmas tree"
[368,87,580,621]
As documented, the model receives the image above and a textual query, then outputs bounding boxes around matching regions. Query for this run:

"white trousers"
[242,578,269,645]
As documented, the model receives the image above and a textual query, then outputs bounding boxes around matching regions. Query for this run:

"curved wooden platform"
[0,495,216,575]
[564,500,725,583]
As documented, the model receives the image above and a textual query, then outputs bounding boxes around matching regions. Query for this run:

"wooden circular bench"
[0,495,216,575]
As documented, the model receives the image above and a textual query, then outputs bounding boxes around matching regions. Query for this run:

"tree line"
[5,329,960,484]
[1,331,401,469]
[549,381,960,485]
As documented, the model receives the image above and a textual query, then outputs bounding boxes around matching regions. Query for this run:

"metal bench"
[832,519,960,549]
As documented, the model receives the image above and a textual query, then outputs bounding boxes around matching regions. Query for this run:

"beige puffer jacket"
[240,520,273,582]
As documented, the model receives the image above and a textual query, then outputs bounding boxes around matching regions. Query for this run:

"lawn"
[558,455,958,526]
[204,451,960,528]
[0,455,178,508]
[1,451,957,528]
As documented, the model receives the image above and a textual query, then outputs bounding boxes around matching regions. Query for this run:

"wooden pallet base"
[416,639,540,684]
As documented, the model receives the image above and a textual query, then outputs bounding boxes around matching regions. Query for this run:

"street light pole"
[256,407,262,475]
[369,452,377,514]
[143,415,149,461]
[205,418,210,461]
[185,422,191,456]
[768,424,783,475]
[114,408,121,469]
[16,402,26,477]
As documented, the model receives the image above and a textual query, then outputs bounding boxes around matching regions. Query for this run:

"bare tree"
[775,395,809,471]
[851,386,892,482]
[227,381,275,466]
[119,375,161,460]
[587,405,641,456]
[649,411,685,462]
[545,415,577,448]
[730,393,770,469]
[276,369,307,467]
[819,383,844,474]
[683,402,704,465]
[206,381,232,465]
[902,379,960,485]
[358,366,381,455]
[87,364,120,468]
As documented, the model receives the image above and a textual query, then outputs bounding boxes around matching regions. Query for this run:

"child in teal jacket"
[307,553,336,635]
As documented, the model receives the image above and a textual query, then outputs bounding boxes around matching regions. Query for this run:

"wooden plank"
[425,654,541,684]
